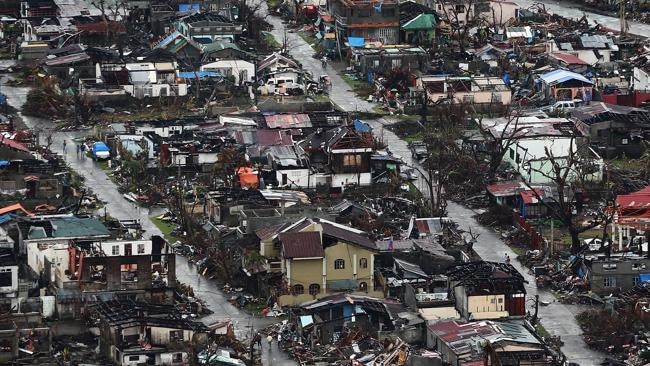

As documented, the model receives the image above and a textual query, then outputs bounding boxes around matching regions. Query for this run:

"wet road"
[1,80,291,365]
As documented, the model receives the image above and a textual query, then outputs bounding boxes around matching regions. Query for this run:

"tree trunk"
[570,228,581,254]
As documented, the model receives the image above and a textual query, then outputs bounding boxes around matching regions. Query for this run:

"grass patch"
[151,217,181,243]
[535,324,551,339]
[404,133,423,144]
[298,31,323,52]
[244,302,267,314]
[609,158,647,171]
[341,74,374,98]
[263,32,281,49]
[266,0,282,9]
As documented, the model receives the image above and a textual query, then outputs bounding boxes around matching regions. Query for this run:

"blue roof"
[348,37,365,48]
[540,69,593,85]
[178,71,223,79]
[0,160,9,167]
[640,274,650,283]
[178,4,200,12]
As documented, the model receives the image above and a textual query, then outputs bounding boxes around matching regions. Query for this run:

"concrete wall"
[330,172,372,187]
[324,242,374,283]
[590,258,650,294]
[150,326,194,345]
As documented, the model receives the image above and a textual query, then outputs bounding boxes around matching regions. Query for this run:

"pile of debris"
[262,322,411,365]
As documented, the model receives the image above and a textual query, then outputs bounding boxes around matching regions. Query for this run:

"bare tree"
[213,147,249,187]
[523,138,605,254]
[477,106,527,183]
[437,0,482,54]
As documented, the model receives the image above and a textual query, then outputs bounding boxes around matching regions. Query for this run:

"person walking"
[62,140,67,154]
[76,144,81,158]
[505,254,511,265]
[266,334,273,350]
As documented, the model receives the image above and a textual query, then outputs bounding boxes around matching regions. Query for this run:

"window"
[391,59,401,68]
[491,93,502,103]
[124,243,132,256]
[334,259,345,269]
[455,5,465,13]
[359,282,368,292]
[462,94,474,103]
[137,244,145,254]
[129,355,140,361]
[509,148,515,159]
[309,283,320,296]
[0,271,12,287]
[169,330,183,342]
[603,263,617,271]
[293,284,304,295]
[173,353,183,363]
[112,245,119,256]
[498,298,503,303]
[359,258,368,269]
[490,298,496,304]
[343,154,362,168]
[603,277,616,288]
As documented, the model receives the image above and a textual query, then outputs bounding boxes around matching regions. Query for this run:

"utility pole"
[620,0,629,35]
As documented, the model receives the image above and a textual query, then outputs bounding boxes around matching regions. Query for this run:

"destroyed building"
[94,299,208,366]
[446,261,527,321]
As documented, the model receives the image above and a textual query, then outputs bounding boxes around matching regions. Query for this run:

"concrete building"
[418,75,512,105]
[588,254,650,295]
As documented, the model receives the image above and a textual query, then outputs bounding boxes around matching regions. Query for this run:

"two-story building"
[329,0,400,45]
[588,253,650,295]
[255,217,382,306]
[87,61,189,99]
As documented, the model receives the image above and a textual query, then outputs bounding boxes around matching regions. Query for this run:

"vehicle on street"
[92,141,110,160]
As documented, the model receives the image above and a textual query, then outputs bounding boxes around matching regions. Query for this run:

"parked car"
[409,141,427,160]
[92,142,110,160]
[544,99,584,114]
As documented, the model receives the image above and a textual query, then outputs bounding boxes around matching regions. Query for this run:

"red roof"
[76,21,126,34]
[256,130,293,146]
[551,52,588,66]
[616,187,650,208]
[520,189,544,205]
[428,320,497,343]
[0,137,29,153]
[280,231,324,258]
[347,22,399,29]
[486,181,524,197]
[264,114,311,129]
[0,203,32,216]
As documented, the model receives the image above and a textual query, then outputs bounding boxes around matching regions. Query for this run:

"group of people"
[62,140,87,158]
[251,331,286,352]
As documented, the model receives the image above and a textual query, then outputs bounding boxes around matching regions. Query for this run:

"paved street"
[1,81,293,366]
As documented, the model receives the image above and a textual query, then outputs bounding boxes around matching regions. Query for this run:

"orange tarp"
[0,203,32,216]
[237,167,259,189]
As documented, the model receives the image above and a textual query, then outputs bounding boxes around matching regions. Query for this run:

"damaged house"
[446,261,527,321]
[94,299,208,366]
[418,75,512,106]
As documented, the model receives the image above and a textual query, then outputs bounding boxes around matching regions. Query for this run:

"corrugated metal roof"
[580,34,613,49]
[320,219,376,250]
[550,52,588,66]
[264,114,312,129]
[49,217,111,238]
[539,69,592,85]
[280,231,324,258]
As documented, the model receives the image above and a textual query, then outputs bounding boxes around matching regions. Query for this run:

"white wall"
[99,240,152,256]
[27,239,70,283]
[633,67,650,91]
[0,265,18,296]
[275,169,312,188]
[122,353,149,366]
[156,352,189,365]
[331,172,372,187]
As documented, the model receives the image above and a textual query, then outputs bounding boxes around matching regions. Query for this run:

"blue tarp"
[0,214,14,225]
[0,160,9,167]
[353,119,371,132]
[348,37,365,48]
[178,4,200,12]
[640,274,650,283]
[178,71,223,79]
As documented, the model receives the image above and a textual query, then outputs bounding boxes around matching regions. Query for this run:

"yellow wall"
[467,295,508,320]
[287,258,322,288]
[324,242,373,283]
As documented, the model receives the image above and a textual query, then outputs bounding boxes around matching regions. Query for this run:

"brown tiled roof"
[320,220,376,250]
[280,231,324,258]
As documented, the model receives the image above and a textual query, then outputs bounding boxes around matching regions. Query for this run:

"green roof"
[402,14,436,31]
[51,217,111,238]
